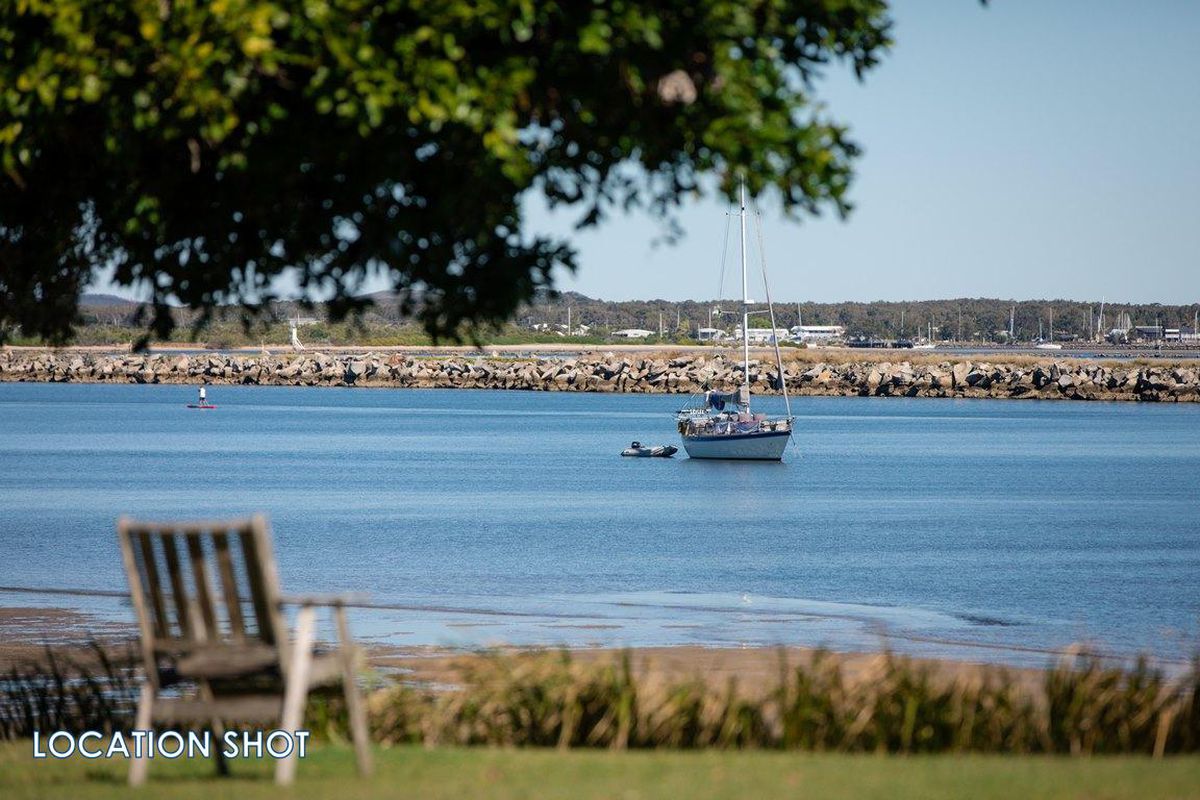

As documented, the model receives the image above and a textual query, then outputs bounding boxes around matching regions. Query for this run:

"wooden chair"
[117,514,372,786]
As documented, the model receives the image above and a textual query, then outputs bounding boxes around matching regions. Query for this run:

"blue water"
[0,383,1197,667]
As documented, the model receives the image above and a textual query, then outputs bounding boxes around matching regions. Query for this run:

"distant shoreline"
[3,348,1199,403]
[6,341,1200,361]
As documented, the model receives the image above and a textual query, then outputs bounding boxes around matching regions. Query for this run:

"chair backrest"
[117,515,287,686]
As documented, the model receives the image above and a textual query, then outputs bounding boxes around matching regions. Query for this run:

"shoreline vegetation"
[3,347,1200,402]
[2,637,1197,757]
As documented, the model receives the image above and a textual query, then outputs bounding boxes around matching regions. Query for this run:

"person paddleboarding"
[188,385,214,409]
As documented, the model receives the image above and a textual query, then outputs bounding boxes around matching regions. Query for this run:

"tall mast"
[740,176,750,405]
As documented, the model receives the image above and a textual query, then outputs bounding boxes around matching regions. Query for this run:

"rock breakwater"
[2,350,1198,402]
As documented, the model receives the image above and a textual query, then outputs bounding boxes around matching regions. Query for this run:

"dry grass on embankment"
[369,648,1200,756]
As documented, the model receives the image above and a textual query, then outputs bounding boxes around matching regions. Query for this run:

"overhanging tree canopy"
[0,0,891,345]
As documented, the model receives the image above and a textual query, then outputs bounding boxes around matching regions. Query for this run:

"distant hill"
[65,288,1198,344]
[79,293,140,307]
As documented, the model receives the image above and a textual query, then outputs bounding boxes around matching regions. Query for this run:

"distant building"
[1133,325,1164,342]
[697,327,728,341]
[789,325,845,343]
[611,328,654,339]
[736,327,790,344]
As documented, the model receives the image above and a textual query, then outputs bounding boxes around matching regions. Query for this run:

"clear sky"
[532,0,1200,305]
[93,1,1199,305]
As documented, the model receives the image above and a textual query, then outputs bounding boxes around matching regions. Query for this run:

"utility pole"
[567,305,572,337]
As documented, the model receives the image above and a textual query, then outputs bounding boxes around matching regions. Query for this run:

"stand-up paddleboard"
[189,385,214,408]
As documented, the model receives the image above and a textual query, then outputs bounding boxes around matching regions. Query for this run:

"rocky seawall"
[2,351,1198,402]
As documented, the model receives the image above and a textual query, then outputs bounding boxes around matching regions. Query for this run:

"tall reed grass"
[0,644,138,740]
[5,644,1196,757]
[371,649,1200,756]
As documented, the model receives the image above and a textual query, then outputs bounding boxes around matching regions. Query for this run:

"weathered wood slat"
[212,531,245,641]
[185,532,218,639]
[250,515,289,664]
[160,531,192,639]
[117,519,159,693]
[137,532,170,639]
[176,645,279,679]
[238,526,275,646]
[150,695,284,725]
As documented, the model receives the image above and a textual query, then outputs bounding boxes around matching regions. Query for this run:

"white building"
[611,328,655,339]
[697,327,729,341]
[789,325,845,343]
[735,327,790,344]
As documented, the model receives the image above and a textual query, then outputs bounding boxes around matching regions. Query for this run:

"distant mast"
[740,177,750,405]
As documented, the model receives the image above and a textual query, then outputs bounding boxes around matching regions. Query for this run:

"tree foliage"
[0,0,891,345]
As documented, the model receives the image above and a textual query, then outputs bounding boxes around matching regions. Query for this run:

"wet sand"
[0,602,1047,696]
[0,606,136,669]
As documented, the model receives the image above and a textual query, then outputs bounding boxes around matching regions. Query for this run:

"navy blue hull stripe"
[684,430,792,443]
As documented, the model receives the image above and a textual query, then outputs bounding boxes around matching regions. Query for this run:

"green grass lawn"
[1,742,1198,800]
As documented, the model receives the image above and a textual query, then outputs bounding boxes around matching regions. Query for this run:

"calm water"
[0,383,1197,667]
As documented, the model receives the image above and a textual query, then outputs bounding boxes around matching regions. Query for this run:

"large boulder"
[951,362,971,388]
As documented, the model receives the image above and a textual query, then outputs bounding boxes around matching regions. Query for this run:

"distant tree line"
[60,291,1200,346]
[515,292,1200,342]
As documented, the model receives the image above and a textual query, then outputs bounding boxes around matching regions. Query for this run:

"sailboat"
[1036,307,1062,350]
[912,322,936,349]
[675,179,793,461]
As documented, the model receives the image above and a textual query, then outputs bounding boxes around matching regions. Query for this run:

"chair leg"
[129,683,154,787]
[196,680,230,776]
[209,719,230,776]
[276,605,316,786]
[336,604,373,777]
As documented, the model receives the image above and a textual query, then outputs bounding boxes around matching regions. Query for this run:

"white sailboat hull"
[681,429,791,461]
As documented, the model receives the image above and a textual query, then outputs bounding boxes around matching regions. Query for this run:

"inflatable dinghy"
[621,441,678,458]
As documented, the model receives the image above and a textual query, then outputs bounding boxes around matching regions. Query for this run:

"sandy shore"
[370,643,1054,698]
[0,602,1048,694]
[0,606,137,669]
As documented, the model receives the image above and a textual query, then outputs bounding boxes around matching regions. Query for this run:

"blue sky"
[534,0,1199,304]
[95,1,1199,305]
